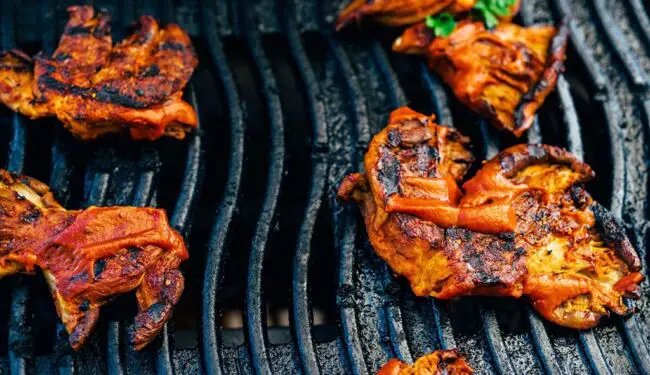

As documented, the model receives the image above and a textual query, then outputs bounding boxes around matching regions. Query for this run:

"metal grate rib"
[200,2,245,375]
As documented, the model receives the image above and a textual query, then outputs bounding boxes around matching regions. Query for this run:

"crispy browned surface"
[377,350,473,375]
[336,0,520,30]
[392,20,568,137]
[338,107,643,329]
[0,6,198,140]
[0,170,188,350]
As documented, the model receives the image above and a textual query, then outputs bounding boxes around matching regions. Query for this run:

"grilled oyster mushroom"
[392,20,569,137]
[338,107,643,329]
[0,6,197,140]
[377,350,473,374]
[0,170,188,350]
[336,0,520,30]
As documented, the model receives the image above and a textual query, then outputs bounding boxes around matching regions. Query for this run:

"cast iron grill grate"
[0,0,648,374]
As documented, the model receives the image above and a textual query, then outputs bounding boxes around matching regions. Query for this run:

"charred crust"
[514,18,570,133]
[146,302,166,323]
[20,208,42,224]
[160,42,186,52]
[591,203,641,270]
[93,259,106,279]
[377,146,401,199]
[139,64,160,78]
[496,144,594,180]
[37,74,158,109]
[64,26,93,36]
[128,246,141,260]
[388,128,401,147]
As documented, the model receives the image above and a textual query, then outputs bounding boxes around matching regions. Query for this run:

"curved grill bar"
[627,0,650,48]
[592,0,647,89]
[552,0,607,92]
[241,6,286,373]
[283,4,329,373]
[328,35,371,375]
[200,3,245,375]
[291,159,327,374]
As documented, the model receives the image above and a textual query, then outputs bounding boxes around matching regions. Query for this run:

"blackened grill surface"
[0,0,648,374]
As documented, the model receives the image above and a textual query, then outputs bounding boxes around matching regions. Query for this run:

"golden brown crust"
[0,170,188,350]
[335,0,520,30]
[0,6,198,140]
[377,350,474,374]
[338,107,644,329]
[392,20,569,137]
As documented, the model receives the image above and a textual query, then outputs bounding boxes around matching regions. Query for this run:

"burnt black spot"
[95,85,148,108]
[69,271,88,283]
[387,128,401,147]
[499,154,515,173]
[377,146,401,198]
[147,303,166,323]
[93,259,106,279]
[591,203,640,269]
[38,75,71,93]
[21,209,42,224]
[79,300,90,312]
[160,42,186,52]
[53,53,70,62]
[498,232,515,241]
[128,246,141,260]
[570,185,588,208]
[65,26,91,36]
[140,64,160,77]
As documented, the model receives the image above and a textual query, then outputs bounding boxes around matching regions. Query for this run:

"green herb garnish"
[474,0,517,29]
[425,13,457,37]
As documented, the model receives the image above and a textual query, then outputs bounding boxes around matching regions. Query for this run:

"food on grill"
[338,107,644,329]
[0,6,198,140]
[392,20,569,137]
[335,0,520,30]
[0,170,188,350]
[377,349,473,374]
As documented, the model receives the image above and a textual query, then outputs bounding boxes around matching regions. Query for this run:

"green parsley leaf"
[474,0,516,29]
[425,13,457,37]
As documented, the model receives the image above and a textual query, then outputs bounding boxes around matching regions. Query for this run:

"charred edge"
[378,145,401,199]
[20,208,42,224]
[147,302,166,323]
[0,51,33,72]
[591,202,642,271]
[93,259,106,279]
[37,75,158,109]
[139,64,160,78]
[64,26,92,36]
[160,42,186,52]
[128,246,141,260]
[497,144,593,179]
[513,17,570,131]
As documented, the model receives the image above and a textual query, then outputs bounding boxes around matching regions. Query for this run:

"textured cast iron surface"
[0,0,648,374]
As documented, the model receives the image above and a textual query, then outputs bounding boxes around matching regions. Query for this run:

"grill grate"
[0,0,649,374]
